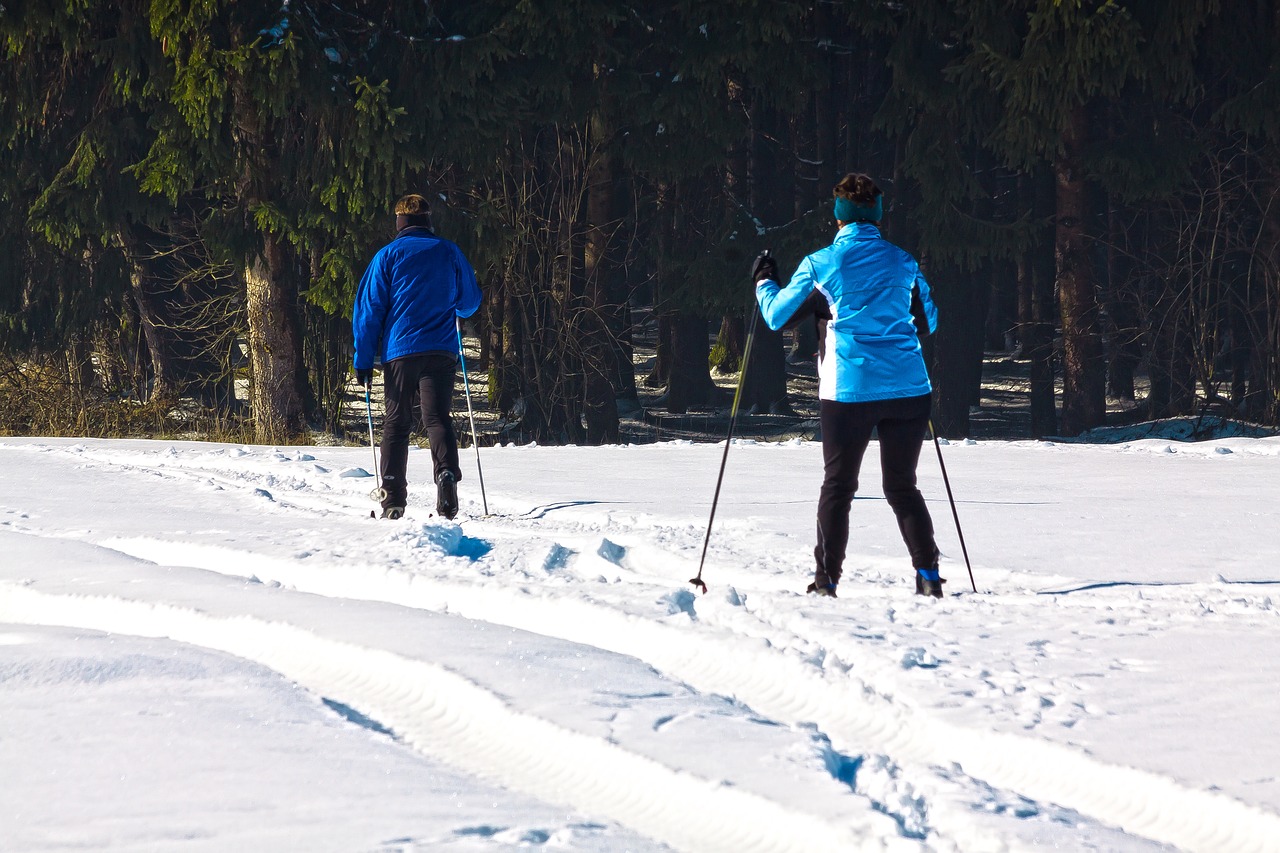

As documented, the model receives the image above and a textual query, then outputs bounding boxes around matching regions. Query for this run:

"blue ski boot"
[915,567,946,598]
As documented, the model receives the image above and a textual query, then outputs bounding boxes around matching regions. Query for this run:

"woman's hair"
[833,173,881,205]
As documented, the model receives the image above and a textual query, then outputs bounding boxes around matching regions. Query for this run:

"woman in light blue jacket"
[754,173,944,598]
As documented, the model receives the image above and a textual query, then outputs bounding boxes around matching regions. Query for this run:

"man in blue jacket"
[754,173,944,598]
[352,193,482,520]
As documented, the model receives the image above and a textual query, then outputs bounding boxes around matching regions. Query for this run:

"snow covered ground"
[2,434,1279,852]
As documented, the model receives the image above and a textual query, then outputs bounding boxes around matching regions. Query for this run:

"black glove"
[751,249,777,284]
[356,368,373,389]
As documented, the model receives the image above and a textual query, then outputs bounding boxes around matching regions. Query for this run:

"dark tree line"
[3,1,1278,442]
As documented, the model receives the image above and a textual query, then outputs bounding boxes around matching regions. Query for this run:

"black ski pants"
[814,393,938,587]
[379,352,460,508]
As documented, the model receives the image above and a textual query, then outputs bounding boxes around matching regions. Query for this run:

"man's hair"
[394,193,431,216]
[833,173,881,205]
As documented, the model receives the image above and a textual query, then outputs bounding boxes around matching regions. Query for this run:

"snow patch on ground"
[3,436,1280,851]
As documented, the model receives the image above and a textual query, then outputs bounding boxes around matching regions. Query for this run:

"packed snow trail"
[0,580,903,853]
[1,537,1166,853]
[72,533,1280,853]
[1,622,661,852]
[4,437,1280,852]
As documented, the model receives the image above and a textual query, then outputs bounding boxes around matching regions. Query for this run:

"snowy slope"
[2,436,1279,852]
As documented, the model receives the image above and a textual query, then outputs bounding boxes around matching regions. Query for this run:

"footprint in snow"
[664,589,698,618]
[900,647,941,669]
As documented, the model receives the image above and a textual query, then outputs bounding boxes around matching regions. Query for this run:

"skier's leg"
[814,399,875,589]
[418,353,461,482]
[877,393,938,569]
[379,356,420,510]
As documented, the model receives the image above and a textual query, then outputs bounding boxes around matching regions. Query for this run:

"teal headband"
[834,195,882,222]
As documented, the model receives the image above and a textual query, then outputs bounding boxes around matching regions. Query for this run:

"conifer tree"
[139,1,429,441]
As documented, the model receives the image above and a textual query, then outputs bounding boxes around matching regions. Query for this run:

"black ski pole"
[929,419,976,592]
[457,320,489,516]
[365,384,387,505]
[689,304,761,594]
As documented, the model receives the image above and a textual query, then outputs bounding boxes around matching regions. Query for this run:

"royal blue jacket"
[756,223,938,403]
[352,227,482,370]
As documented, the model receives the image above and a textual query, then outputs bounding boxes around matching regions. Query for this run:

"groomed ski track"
[3,438,1279,852]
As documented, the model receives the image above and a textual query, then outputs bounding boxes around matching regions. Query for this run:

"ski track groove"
[0,584,899,853]
[68,534,1280,853]
[9,444,1280,851]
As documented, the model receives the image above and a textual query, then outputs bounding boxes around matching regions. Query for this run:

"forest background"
[3,0,1278,445]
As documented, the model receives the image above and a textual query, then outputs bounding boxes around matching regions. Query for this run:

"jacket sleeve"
[911,266,938,337]
[781,288,832,331]
[755,257,817,332]
[352,249,390,370]
[453,246,482,319]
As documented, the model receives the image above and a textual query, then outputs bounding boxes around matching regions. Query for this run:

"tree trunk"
[67,333,96,396]
[741,308,795,415]
[646,312,673,388]
[607,174,638,412]
[750,97,786,225]
[494,271,521,418]
[745,95,794,413]
[128,277,177,404]
[244,234,306,443]
[985,263,1018,351]
[612,303,639,410]
[1017,171,1058,436]
[793,94,820,219]
[581,98,621,444]
[300,303,347,433]
[1103,204,1142,401]
[665,312,716,414]
[931,265,986,437]
[711,314,744,374]
[118,231,179,404]
[1146,288,1197,419]
[1258,194,1280,423]
[813,0,839,194]
[485,274,503,403]
[788,312,819,363]
[225,26,307,443]
[1055,106,1107,435]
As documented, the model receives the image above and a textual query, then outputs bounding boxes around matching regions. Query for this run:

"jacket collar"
[834,222,881,243]
[395,225,436,239]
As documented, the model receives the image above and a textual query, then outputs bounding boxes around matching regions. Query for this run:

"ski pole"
[929,419,976,592]
[457,319,489,516]
[365,384,387,503]
[690,304,760,594]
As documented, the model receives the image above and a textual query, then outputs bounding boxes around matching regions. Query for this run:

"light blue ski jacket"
[352,227,482,370]
[756,223,937,403]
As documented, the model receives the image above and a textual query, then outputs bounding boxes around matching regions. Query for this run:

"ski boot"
[915,567,946,598]
[806,581,838,598]
[380,506,405,520]
[436,470,458,520]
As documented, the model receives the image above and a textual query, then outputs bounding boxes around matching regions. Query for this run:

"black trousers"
[379,352,460,508]
[814,393,938,587]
